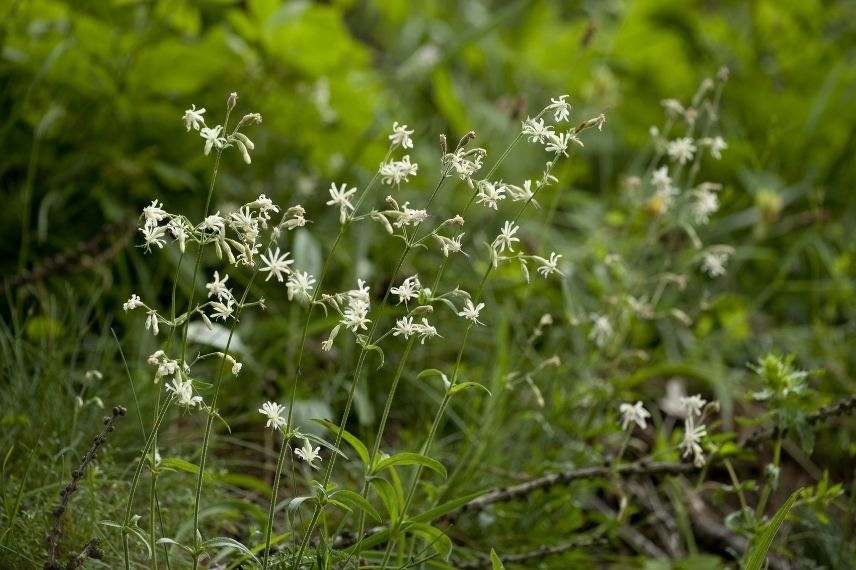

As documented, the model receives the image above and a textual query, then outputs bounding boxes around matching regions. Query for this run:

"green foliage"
[3,0,856,568]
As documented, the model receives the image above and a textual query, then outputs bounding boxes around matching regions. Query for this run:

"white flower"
[667,137,697,165]
[701,251,729,277]
[435,233,465,257]
[283,205,308,231]
[258,401,287,430]
[389,121,414,149]
[346,279,370,304]
[415,318,439,344]
[182,104,206,131]
[522,117,553,144]
[229,206,260,244]
[287,271,316,302]
[142,200,168,227]
[661,98,685,117]
[210,299,234,321]
[200,125,225,156]
[199,212,226,236]
[260,247,294,282]
[250,194,280,224]
[476,181,507,210]
[140,224,167,250]
[619,401,651,431]
[205,271,232,301]
[692,185,720,224]
[545,132,581,156]
[680,424,708,467]
[147,351,179,383]
[380,155,419,186]
[326,183,357,223]
[166,378,203,409]
[651,166,672,192]
[167,218,189,252]
[294,437,322,469]
[231,361,243,375]
[398,204,428,227]
[535,252,563,278]
[548,95,571,122]
[123,294,143,311]
[341,298,370,333]
[589,313,612,347]
[680,395,707,419]
[505,180,535,202]
[321,325,341,352]
[393,316,418,339]
[703,136,728,159]
[391,275,421,305]
[493,221,520,253]
[457,299,485,325]
[145,310,159,336]
[444,148,485,182]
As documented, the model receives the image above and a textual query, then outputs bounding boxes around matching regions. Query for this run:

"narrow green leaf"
[329,489,382,522]
[312,419,369,464]
[449,381,491,396]
[745,487,803,570]
[410,490,485,523]
[406,522,452,560]
[490,549,505,570]
[373,452,447,479]
[202,536,260,566]
[369,476,400,524]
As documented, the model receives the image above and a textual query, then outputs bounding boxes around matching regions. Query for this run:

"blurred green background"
[3,0,856,567]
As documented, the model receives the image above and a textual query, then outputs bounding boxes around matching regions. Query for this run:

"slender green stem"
[755,436,782,517]
[723,458,751,524]
[180,106,234,363]
[292,169,451,568]
[387,138,583,565]
[190,269,260,568]
[262,432,290,568]
[284,147,392,430]
[122,396,174,570]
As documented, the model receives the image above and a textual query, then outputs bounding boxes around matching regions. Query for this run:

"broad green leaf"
[374,452,447,479]
[312,419,369,465]
[745,487,803,570]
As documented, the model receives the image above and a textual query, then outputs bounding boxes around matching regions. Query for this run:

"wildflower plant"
[114,87,610,568]
[98,66,845,570]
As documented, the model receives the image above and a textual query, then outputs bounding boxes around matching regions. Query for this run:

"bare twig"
[455,536,606,568]
[45,406,126,569]
[5,220,133,289]
[741,394,856,448]
[64,538,104,570]
[455,461,696,517]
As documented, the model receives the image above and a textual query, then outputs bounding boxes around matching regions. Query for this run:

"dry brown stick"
[44,406,126,569]
[455,461,697,517]
[455,536,607,569]
[5,220,133,289]
[741,394,856,448]
[455,393,856,518]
